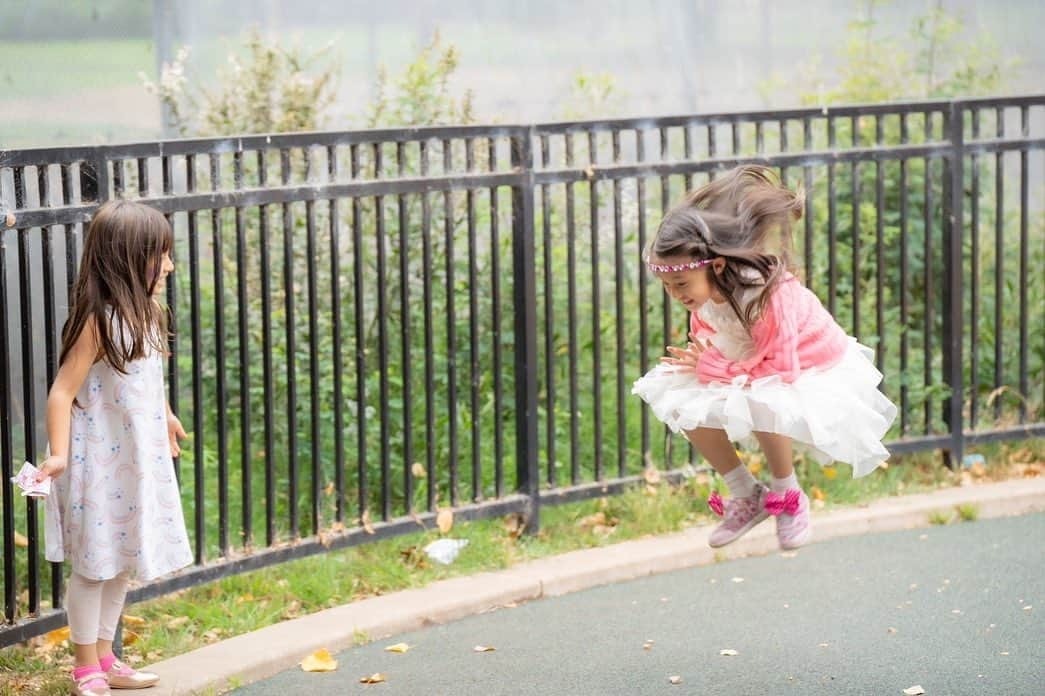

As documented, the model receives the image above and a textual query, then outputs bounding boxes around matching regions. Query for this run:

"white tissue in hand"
[10,462,51,498]
[423,538,468,565]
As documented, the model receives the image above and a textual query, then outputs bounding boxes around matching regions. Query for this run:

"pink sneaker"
[706,483,770,548]
[766,488,812,550]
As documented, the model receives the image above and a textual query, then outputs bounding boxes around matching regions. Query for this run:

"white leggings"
[66,572,131,646]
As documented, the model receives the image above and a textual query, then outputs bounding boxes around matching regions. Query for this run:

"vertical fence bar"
[540,135,556,487]
[511,128,540,532]
[803,118,813,292]
[970,110,981,426]
[943,103,965,466]
[1018,106,1029,422]
[899,114,910,435]
[588,131,602,481]
[993,107,1004,421]
[851,116,861,340]
[232,151,252,547]
[924,116,935,433]
[875,115,885,375]
[612,130,626,477]
[827,118,838,316]
[374,143,390,520]
[305,148,321,533]
[659,127,672,467]
[420,141,436,512]
[186,154,205,562]
[396,143,414,512]
[466,139,481,499]
[161,155,180,482]
[0,236,16,623]
[490,137,505,498]
[258,149,276,546]
[442,139,459,506]
[210,153,229,555]
[16,176,41,616]
[327,146,344,523]
[350,144,368,523]
[637,129,650,463]
[280,149,299,536]
[565,134,580,486]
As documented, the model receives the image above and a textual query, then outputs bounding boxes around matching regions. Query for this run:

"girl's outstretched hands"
[661,332,706,371]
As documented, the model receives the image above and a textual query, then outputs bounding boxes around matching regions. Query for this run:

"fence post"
[511,127,541,533]
[942,101,965,468]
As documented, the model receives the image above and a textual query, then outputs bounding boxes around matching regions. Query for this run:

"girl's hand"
[660,332,706,371]
[35,455,67,483]
[167,413,188,458]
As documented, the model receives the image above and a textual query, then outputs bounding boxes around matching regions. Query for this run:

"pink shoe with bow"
[765,488,811,550]
[706,482,770,548]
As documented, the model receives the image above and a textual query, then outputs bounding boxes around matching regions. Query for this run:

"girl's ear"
[711,257,726,275]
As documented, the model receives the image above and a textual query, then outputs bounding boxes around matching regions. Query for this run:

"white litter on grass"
[423,538,469,565]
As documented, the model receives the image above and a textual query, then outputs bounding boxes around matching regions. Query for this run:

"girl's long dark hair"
[59,199,173,372]
[646,165,804,331]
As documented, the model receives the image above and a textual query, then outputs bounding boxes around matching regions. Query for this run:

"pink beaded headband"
[644,256,714,273]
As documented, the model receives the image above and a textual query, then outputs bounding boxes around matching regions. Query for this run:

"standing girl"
[633,166,897,550]
[37,200,193,696]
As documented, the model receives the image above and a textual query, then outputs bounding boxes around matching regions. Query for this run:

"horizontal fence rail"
[0,95,1042,646]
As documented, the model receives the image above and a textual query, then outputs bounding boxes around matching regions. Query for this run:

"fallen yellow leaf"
[301,648,338,673]
[411,462,427,479]
[359,673,386,684]
[384,642,410,653]
[810,486,825,501]
[45,626,70,646]
[324,481,335,496]
[436,508,453,534]
[122,615,146,627]
[166,616,190,630]
[473,645,496,652]
[13,532,27,548]
[123,630,140,646]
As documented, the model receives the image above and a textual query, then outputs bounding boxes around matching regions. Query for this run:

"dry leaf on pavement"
[384,643,410,653]
[473,645,496,652]
[300,648,338,672]
[719,649,739,656]
[359,672,386,684]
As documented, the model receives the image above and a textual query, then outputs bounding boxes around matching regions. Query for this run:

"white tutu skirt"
[632,339,898,477]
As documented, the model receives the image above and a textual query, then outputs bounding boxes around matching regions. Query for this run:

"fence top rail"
[531,94,1045,135]
[0,124,532,168]
[2,95,1042,169]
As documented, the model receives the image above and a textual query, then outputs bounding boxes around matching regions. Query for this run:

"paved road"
[236,514,1044,695]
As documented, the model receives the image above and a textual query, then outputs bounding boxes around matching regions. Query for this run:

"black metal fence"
[1,95,1043,646]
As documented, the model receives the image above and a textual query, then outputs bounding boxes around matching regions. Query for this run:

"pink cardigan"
[690,274,849,384]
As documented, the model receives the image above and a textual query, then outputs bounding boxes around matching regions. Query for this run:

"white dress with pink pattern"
[44,331,192,582]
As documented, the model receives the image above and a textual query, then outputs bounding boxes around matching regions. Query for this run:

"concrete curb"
[147,477,1045,695]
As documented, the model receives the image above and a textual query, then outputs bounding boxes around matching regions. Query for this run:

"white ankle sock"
[723,465,758,498]
[771,472,799,493]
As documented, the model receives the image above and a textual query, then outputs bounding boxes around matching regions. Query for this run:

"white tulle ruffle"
[632,340,897,477]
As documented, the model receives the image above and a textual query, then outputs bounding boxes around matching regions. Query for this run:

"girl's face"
[151,252,174,295]
[652,256,724,311]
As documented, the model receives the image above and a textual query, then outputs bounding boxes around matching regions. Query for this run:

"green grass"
[0,39,153,98]
[3,437,1041,696]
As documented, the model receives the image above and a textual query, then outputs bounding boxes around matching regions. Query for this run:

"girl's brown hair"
[646,165,803,331]
[59,200,173,372]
